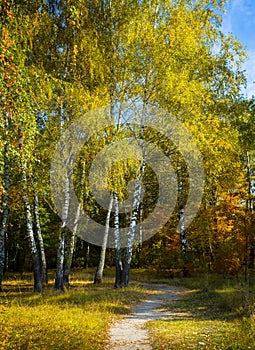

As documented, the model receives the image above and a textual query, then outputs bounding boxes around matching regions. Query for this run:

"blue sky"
[222,0,255,97]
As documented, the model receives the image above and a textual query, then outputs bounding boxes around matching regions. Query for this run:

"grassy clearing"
[1,268,255,349]
[0,268,148,350]
[146,272,255,350]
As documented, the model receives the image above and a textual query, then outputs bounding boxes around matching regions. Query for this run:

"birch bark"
[94,195,113,284]
[63,203,81,288]
[34,195,48,284]
[113,191,123,288]
[0,115,10,292]
[122,166,144,286]
[55,175,70,291]
[22,167,42,292]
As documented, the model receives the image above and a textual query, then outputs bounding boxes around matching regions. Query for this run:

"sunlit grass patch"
[0,269,149,350]
[0,304,110,350]
[147,317,255,350]
[147,272,255,350]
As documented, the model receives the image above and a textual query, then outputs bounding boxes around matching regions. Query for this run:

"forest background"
[1,0,255,293]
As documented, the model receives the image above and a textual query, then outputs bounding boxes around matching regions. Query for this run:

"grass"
[147,318,255,350]
[1,268,255,349]
[0,268,149,350]
[146,272,255,350]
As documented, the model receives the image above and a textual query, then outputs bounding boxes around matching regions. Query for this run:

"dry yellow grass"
[1,269,255,349]
[0,268,148,350]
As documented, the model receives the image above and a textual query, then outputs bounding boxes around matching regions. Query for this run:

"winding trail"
[109,284,186,350]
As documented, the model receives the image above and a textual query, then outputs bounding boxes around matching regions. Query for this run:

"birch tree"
[34,195,48,284]
[0,0,249,287]
[0,1,15,292]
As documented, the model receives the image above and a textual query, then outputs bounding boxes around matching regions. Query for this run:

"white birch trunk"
[63,157,86,287]
[178,180,187,257]
[0,139,9,292]
[55,175,70,290]
[178,179,188,277]
[246,151,255,270]
[94,195,113,284]
[137,203,143,265]
[34,195,48,284]
[55,230,65,290]
[113,191,123,288]
[63,203,81,288]
[122,166,143,286]
[22,167,42,292]
[85,243,90,268]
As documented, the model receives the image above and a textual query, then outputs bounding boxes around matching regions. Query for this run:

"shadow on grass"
[0,279,150,318]
[2,269,255,321]
[159,287,255,322]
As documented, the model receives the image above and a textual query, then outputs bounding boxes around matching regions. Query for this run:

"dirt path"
[109,284,186,350]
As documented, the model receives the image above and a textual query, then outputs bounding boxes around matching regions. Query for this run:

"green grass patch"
[147,317,255,350]
[146,272,255,350]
